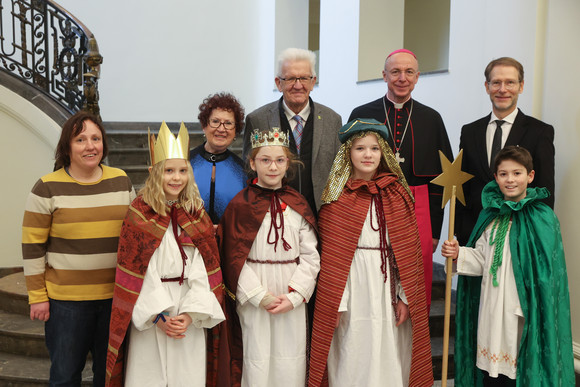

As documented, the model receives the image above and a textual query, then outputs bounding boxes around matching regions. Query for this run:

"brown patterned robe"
[105,196,229,387]
[217,182,317,387]
[308,172,433,387]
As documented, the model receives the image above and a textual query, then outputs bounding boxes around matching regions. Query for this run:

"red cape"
[308,173,433,386]
[217,182,317,387]
[105,196,230,387]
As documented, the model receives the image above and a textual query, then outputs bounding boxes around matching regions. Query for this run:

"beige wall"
[403,0,450,73]
[541,0,580,372]
[358,0,404,82]
[0,86,61,268]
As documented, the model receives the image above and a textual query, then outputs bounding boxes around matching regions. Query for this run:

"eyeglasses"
[279,76,314,85]
[387,69,417,78]
[488,80,520,91]
[255,157,288,167]
[208,118,235,131]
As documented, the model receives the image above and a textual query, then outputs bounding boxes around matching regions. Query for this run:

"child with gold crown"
[217,127,320,387]
[105,123,228,386]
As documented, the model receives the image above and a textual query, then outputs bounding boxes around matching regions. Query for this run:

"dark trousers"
[482,370,517,387]
[45,299,112,387]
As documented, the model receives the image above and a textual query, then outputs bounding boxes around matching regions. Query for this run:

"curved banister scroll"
[0,0,102,119]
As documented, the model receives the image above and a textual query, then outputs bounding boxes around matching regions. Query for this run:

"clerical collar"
[489,108,519,126]
[201,142,229,162]
[385,94,411,109]
[282,99,311,122]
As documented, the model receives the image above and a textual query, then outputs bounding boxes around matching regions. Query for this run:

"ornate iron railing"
[0,0,101,118]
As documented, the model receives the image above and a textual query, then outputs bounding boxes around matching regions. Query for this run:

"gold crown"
[148,122,189,165]
[250,127,289,149]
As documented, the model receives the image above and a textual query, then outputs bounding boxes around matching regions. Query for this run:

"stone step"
[107,143,245,168]
[104,122,203,149]
[433,380,455,386]
[117,165,150,189]
[0,272,28,316]
[107,147,151,166]
[107,143,245,165]
[429,299,456,338]
[104,122,244,157]
[0,311,47,357]
[431,279,446,301]
[431,262,457,303]
[103,121,246,189]
[431,335,455,380]
[0,352,92,386]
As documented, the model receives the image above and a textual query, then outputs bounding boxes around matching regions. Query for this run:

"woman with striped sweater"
[22,111,134,386]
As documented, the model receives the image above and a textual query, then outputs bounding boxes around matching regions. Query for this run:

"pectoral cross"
[395,151,405,163]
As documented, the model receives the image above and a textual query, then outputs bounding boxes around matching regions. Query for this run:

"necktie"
[490,120,504,167]
[292,115,303,154]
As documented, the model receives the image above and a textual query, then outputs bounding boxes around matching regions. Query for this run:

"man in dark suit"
[242,48,342,214]
[456,57,555,245]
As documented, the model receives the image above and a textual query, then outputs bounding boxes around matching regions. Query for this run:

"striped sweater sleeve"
[22,178,53,304]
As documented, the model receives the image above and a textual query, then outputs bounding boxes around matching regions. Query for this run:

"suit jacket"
[456,108,555,245]
[242,97,342,212]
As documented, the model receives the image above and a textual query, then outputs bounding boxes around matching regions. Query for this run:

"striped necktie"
[292,115,303,154]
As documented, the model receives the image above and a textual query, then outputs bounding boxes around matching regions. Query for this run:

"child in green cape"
[442,146,574,386]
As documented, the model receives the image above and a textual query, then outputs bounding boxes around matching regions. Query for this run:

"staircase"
[104,122,245,190]
[0,270,93,385]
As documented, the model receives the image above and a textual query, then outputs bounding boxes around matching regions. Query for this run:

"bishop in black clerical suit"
[349,49,453,309]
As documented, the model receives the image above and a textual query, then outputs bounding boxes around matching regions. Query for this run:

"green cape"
[454,181,574,386]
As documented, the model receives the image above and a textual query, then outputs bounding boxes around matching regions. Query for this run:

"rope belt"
[246,257,300,265]
[356,246,383,250]
[161,277,188,283]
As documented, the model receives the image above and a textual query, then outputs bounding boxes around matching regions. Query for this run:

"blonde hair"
[139,159,204,216]
[321,131,411,204]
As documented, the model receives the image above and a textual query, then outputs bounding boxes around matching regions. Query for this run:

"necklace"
[167,199,178,206]
[383,97,413,163]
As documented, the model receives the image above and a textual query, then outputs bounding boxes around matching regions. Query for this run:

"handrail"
[0,0,102,119]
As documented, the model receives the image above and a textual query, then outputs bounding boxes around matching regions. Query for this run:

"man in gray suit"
[242,48,342,214]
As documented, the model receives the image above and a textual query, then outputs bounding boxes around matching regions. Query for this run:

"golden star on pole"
[431,149,473,208]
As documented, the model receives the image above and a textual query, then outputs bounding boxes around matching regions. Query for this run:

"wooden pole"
[441,185,456,387]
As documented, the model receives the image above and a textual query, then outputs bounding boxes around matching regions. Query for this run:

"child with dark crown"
[308,119,433,387]
[105,122,228,386]
[442,145,574,386]
[218,126,320,387]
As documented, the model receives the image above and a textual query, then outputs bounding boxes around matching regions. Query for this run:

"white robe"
[125,220,225,387]
[456,221,523,379]
[236,204,320,387]
[327,207,412,387]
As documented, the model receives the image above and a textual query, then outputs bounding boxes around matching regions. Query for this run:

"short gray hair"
[276,48,317,77]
